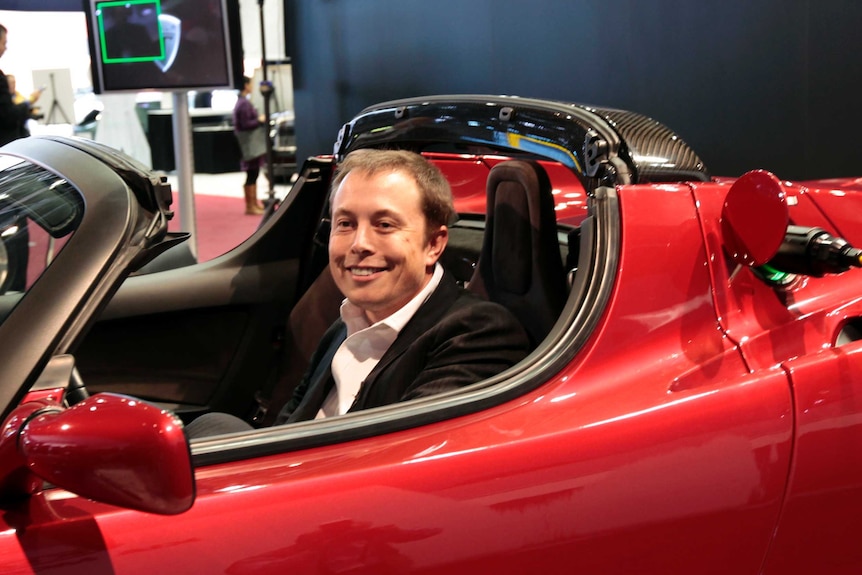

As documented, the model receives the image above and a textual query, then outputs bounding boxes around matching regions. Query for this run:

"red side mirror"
[721,170,789,266]
[9,393,194,515]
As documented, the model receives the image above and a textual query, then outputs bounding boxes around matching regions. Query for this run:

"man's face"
[329,168,448,324]
[0,32,7,59]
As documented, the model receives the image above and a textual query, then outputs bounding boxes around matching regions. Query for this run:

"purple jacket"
[233,96,261,133]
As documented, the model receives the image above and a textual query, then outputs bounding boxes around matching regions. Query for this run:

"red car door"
[695,176,862,573]
[0,181,795,574]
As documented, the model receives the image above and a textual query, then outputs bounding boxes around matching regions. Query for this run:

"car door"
[0,178,796,574]
[760,340,862,574]
[692,174,862,573]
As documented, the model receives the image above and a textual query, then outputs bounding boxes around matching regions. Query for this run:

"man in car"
[277,148,531,422]
[186,149,530,436]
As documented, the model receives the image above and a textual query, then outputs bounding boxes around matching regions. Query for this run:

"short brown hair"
[331,149,455,239]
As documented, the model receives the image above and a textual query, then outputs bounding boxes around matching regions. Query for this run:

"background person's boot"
[244,184,264,215]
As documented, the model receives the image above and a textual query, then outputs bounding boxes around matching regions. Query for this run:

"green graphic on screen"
[96,0,165,64]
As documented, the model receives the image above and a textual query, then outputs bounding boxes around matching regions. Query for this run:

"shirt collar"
[340,263,444,336]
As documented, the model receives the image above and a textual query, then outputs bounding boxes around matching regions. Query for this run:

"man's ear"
[425,225,449,265]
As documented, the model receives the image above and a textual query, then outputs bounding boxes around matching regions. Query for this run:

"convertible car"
[1,95,862,574]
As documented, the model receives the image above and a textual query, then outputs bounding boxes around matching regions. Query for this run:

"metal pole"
[172,91,198,260]
[258,0,275,206]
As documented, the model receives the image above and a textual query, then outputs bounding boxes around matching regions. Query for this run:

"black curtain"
[288,0,862,180]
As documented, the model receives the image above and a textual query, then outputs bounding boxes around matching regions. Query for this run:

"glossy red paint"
[2,372,791,574]
[694,178,862,368]
[721,170,788,266]
[430,152,589,224]
[190,182,773,572]
[799,179,862,247]
[6,106,862,573]
[20,388,65,405]
[0,393,196,520]
[23,394,194,515]
[0,400,58,497]
[425,153,489,215]
[695,176,862,572]
[0,178,796,574]
[763,343,862,573]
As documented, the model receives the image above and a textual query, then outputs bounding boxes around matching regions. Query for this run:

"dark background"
[285,0,862,180]
[9,0,861,180]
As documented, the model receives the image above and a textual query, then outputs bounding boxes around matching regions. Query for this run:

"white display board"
[31,68,76,125]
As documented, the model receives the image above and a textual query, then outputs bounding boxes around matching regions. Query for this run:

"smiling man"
[185,149,531,437]
[275,149,531,422]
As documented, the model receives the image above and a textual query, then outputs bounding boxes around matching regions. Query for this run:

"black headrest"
[469,160,567,345]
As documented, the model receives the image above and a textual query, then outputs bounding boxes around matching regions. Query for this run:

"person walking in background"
[233,76,267,215]
[0,25,42,146]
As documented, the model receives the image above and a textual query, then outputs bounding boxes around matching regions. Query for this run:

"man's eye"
[334,220,354,230]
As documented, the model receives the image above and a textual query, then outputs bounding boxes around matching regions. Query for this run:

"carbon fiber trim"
[588,106,710,182]
[339,95,710,187]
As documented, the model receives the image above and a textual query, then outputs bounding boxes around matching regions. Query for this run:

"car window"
[0,157,83,319]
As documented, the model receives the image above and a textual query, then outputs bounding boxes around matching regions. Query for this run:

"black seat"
[467,160,567,346]
[258,266,343,426]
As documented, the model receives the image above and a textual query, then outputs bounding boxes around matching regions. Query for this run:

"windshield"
[0,158,84,319]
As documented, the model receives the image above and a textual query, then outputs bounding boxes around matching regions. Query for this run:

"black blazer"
[277,272,531,423]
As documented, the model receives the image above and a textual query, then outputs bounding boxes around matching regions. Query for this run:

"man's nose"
[350,222,374,252]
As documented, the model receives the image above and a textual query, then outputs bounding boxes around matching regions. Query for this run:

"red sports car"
[1,95,861,574]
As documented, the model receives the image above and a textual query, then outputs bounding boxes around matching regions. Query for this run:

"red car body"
[1,96,862,573]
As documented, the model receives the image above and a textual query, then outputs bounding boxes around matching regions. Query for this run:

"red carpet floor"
[168,192,264,262]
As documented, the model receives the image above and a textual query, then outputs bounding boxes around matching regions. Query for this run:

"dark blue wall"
[286,0,862,180]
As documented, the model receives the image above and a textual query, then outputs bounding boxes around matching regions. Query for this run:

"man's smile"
[347,266,388,277]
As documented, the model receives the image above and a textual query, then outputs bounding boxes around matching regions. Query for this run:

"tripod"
[45,73,70,125]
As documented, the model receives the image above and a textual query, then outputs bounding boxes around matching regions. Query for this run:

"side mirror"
[1,393,194,515]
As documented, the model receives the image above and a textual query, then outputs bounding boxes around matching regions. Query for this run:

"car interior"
[70,148,588,438]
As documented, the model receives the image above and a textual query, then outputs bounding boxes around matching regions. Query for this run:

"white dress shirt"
[316,263,445,418]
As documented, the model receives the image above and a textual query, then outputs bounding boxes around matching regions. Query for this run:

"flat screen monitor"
[82,0,243,93]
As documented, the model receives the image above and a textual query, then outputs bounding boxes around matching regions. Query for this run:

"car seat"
[467,160,568,346]
[257,266,342,426]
